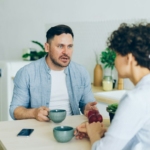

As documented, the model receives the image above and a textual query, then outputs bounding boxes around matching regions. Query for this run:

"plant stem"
[111,69,112,77]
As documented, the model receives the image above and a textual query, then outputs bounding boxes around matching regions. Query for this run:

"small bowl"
[48,109,66,123]
[53,126,74,143]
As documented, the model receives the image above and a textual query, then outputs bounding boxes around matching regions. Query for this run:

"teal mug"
[53,126,74,143]
[48,109,66,123]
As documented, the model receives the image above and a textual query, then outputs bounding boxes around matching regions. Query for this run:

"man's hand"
[34,106,50,122]
[84,102,98,117]
[14,106,50,121]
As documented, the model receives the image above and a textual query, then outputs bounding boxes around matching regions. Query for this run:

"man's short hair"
[46,24,74,42]
[107,23,150,69]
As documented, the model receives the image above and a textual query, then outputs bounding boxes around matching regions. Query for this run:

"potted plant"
[106,103,118,122]
[22,41,47,60]
[100,48,116,90]
[100,47,116,77]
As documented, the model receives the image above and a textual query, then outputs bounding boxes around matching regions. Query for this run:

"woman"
[75,23,150,150]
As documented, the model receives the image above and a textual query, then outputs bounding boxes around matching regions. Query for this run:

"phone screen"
[17,129,34,137]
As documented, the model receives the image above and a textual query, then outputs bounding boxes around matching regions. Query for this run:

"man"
[10,24,97,122]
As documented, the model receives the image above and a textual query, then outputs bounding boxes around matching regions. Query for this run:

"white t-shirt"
[92,74,150,150]
[49,69,72,115]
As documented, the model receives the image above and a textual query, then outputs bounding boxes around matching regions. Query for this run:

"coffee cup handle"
[47,115,50,119]
[73,128,79,137]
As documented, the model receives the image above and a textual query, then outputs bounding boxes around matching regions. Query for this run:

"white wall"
[0,0,150,88]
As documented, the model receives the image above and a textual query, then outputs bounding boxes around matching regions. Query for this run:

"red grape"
[88,110,95,118]
[88,110,103,123]
[89,115,97,123]
[97,114,103,122]
[88,110,99,118]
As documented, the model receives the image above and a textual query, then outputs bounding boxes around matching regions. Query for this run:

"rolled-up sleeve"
[79,69,95,114]
[9,67,30,119]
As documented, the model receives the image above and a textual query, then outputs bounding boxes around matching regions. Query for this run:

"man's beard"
[50,54,71,68]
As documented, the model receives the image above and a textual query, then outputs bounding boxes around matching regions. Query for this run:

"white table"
[0,115,109,150]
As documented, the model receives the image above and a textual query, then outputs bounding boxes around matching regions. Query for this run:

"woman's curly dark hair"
[107,23,150,69]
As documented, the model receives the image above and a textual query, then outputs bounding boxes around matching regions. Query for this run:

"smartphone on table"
[17,129,34,137]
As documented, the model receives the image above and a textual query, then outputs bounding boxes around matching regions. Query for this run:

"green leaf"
[31,41,45,51]
[22,53,30,58]
[107,103,118,113]
[100,47,116,70]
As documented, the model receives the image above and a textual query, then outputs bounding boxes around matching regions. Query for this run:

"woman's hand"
[74,121,107,144]
[74,122,88,139]
[86,122,107,145]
